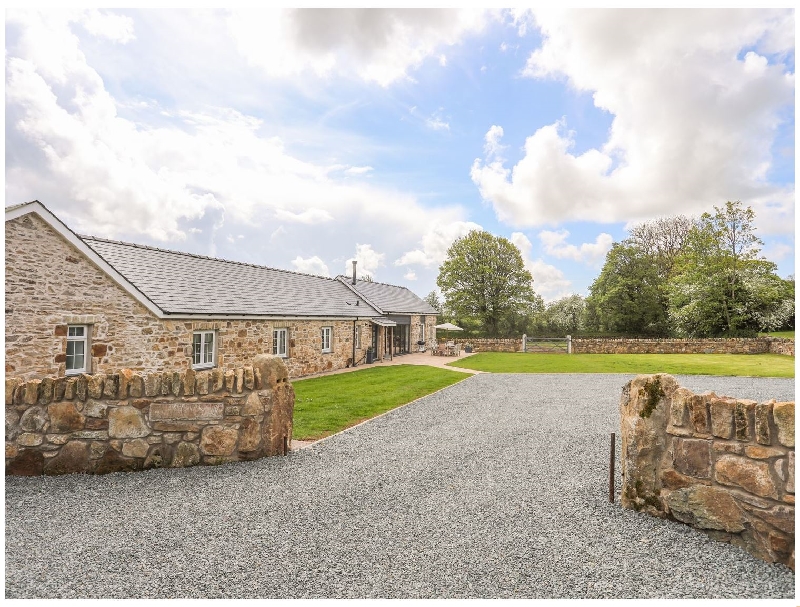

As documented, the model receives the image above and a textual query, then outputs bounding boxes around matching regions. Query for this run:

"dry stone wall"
[574,337,794,356]
[620,374,794,569]
[5,354,294,476]
[444,338,521,353]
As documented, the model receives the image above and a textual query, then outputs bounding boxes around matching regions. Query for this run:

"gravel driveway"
[5,373,795,599]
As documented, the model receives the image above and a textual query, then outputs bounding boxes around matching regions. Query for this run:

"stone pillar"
[619,374,679,515]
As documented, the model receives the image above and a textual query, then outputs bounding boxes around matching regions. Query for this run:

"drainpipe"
[352,319,357,366]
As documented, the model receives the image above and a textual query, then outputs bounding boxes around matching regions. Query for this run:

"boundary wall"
[5,354,294,476]
[620,374,794,569]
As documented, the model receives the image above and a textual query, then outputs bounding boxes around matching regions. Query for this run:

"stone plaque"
[149,402,223,421]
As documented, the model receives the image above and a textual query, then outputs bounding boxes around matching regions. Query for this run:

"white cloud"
[347,244,385,278]
[439,54,447,67]
[226,8,489,87]
[483,125,505,160]
[291,255,330,276]
[426,111,450,131]
[538,230,613,265]
[344,165,373,175]
[395,220,483,267]
[78,9,135,43]
[274,208,334,224]
[5,10,470,252]
[404,270,417,281]
[511,232,572,301]
[471,9,795,234]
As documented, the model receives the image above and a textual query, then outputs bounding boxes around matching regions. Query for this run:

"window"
[66,325,88,374]
[192,330,216,369]
[321,326,332,353]
[355,325,361,350]
[273,328,288,357]
[420,322,426,344]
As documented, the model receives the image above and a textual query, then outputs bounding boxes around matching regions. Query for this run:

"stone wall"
[5,213,370,379]
[573,337,794,355]
[443,338,521,353]
[620,374,794,569]
[5,354,294,476]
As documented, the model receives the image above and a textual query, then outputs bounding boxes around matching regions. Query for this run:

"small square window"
[273,328,288,358]
[66,325,88,375]
[321,326,332,353]
[192,330,216,369]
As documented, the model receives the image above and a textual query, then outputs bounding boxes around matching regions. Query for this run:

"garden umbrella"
[435,322,463,342]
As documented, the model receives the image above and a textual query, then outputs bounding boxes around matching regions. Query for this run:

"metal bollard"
[609,432,615,503]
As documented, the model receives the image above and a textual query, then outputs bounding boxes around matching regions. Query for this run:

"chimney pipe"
[352,260,357,285]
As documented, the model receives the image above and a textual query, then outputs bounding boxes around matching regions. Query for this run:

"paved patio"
[292,350,482,381]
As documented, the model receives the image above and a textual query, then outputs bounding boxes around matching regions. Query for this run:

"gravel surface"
[5,373,795,599]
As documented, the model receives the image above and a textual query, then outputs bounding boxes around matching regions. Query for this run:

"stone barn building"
[5,201,438,381]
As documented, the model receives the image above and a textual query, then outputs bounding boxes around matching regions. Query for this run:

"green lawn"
[448,352,794,378]
[760,331,795,339]
[292,365,472,440]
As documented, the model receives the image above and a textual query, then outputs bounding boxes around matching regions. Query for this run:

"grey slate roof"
[82,237,382,318]
[340,277,438,315]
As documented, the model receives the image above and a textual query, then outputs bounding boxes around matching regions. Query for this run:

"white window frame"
[321,326,332,353]
[66,325,89,375]
[192,330,216,370]
[355,325,361,350]
[420,321,426,344]
[273,328,288,358]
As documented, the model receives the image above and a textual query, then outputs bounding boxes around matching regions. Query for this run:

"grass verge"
[292,365,472,440]
[760,331,795,339]
[448,353,794,378]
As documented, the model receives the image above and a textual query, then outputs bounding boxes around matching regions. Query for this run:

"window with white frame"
[273,328,288,357]
[420,322,426,344]
[321,326,332,353]
[355,325,361,349]
[192,330,216,369]
[66,325,88,374]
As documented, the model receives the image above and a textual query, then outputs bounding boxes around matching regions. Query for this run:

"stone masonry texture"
[619,374,794,569]
[6,214,436,380]
[5,354,295,476]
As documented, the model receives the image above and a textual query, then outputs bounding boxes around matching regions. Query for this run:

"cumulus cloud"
[347,244,385,278]
[291,255,330,276]
[471,9,795,234]
[426,113,450,131]
[404,270,417,281]
[511,232,572,302]
[226,8,489,87]
[5,10,469,251]
[395,220,483,267]
[538,230,613,265]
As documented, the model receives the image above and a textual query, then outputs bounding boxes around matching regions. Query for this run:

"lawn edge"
[292,369,474,448]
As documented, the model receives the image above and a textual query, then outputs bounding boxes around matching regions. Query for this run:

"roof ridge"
[81,235,342,282]
[334,274,412,291]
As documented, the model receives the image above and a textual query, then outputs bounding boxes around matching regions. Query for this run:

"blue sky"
[5,9,795,302]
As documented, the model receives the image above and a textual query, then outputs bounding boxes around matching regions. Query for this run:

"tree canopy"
[437,230,536,337]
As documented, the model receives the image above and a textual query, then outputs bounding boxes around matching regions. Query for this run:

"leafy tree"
[585,215,693,336]
[542,294,586,335]
[424,290,443,313]
[667,201,792,336]
[585,243,670,335]
[437,230,537,337]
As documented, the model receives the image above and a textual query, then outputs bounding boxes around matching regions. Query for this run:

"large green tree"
[585,215,693,336]
[667,201,793,336]
[437,230,536,337]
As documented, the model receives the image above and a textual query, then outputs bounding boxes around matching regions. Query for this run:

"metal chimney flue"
[352,260,357,285]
